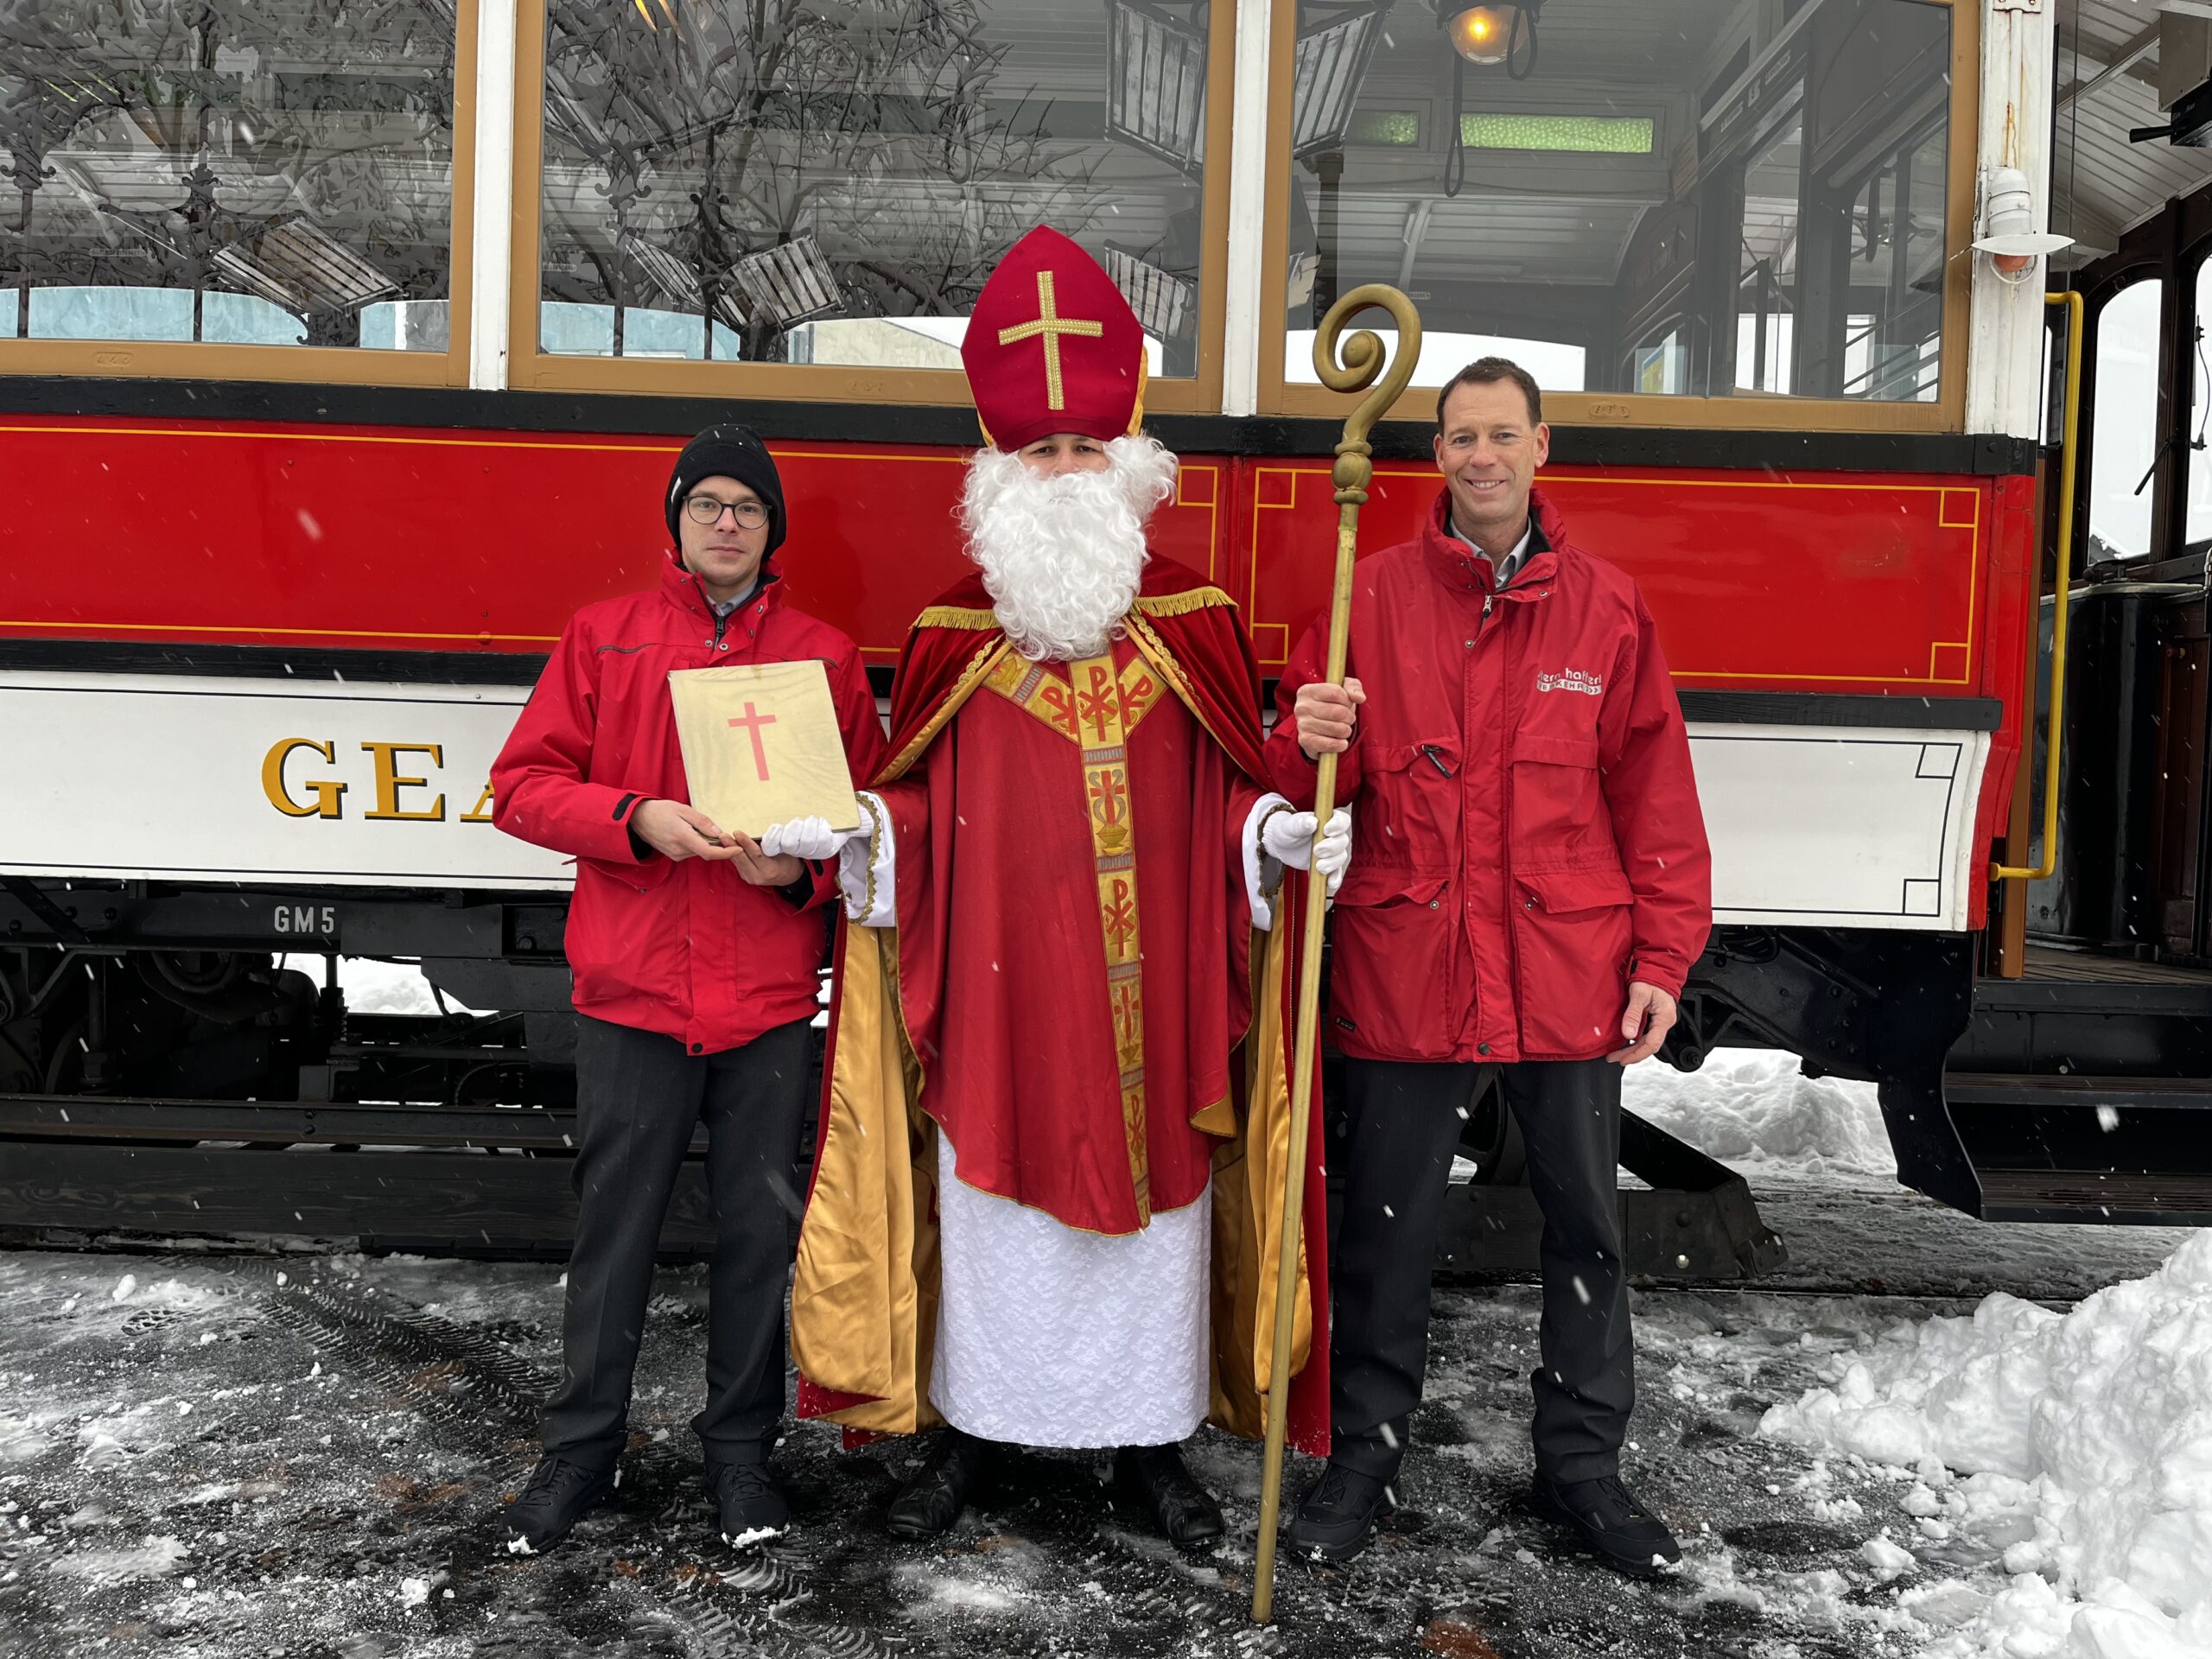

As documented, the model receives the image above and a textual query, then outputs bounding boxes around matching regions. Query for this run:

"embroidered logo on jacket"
[1535,668,1605,696]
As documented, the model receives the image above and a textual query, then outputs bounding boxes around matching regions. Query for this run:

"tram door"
[2026,184,2212,969]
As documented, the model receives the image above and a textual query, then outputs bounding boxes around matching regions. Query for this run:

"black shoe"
[706,1459,790,1548]
[1284,1462,1395,1562]
[1529,1472,1681,1580]
[503,1454,616,1554]
[1112,1443,1224,1548]
[886,1429,994,1541]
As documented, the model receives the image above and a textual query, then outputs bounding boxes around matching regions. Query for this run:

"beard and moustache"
[959,435,1179,662]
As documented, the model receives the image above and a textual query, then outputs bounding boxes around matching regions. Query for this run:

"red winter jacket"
[493,556,887,1055]
[1267,486,1711,1065]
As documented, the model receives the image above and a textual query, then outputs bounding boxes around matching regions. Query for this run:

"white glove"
[1262,807,1353,897]
[760,816,852,861]
[837,793,894,926]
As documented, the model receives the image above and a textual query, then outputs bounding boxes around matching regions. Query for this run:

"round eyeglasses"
[684,495,770,529]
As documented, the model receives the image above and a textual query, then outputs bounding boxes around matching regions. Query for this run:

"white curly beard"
[960,435,1179,662]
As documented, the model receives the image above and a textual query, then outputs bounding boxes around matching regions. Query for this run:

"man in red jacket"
[489,424,885,1554]
[1267,360,1711,1576]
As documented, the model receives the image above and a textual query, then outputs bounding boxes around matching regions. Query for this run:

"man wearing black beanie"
[490,424,886,1554]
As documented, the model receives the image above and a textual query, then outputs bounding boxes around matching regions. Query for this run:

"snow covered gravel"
[0,1048,2202,1657]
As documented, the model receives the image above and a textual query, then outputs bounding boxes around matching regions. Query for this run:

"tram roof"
[2054,0,2212,268]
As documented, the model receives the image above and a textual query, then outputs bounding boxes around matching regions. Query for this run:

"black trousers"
[1329,1056,1633,1485]
[540,1013,812,1473]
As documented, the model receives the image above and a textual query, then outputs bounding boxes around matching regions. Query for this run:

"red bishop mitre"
[962,226,1148,451]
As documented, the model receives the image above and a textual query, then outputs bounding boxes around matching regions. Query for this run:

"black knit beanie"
[665,424,786,557]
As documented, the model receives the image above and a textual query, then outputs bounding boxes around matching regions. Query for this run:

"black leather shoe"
[503,1454,616,1554]
[1112,1443,1224,1548]
[1529,1472,1681,1580]
[706,1459,790,1548]
[886,1429,994,1541]
[1284,1462,1395,1562]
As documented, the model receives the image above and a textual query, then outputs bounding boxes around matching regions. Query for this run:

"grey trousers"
[539,1013,812,1473]
[1329,1056,1635,1484]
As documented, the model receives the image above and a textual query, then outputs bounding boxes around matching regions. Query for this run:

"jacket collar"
[1420,485,1563,597]
[661,550,784,621]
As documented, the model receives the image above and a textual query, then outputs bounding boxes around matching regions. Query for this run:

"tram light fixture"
[1439,0,1539,71]
[1445,4,1507,64]
[1438,0,1541,197]
[1972,165,2072,283]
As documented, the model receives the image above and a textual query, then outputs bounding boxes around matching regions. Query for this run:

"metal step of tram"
[1940,1071,2212,1225]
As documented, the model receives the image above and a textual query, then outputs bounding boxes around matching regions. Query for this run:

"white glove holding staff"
[1263,806,1353,897]
[760,816,854,861]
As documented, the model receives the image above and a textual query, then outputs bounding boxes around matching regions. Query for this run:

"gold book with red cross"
[668,659,861,839]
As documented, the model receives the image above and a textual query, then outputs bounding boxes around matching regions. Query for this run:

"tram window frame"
[2184,254,2212,552]
[0,0,484,391]
[1251,0,1979,430]
[2085,276,2165,564]
[503,0,1243,412]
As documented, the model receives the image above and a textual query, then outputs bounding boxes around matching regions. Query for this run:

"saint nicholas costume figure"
[789,226,1347,1547]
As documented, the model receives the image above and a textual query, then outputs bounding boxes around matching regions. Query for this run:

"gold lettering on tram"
[360,742,447,822]
[261,738,346,819]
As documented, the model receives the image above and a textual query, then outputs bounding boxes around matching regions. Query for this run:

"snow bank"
[1624,1047,1897,1181]
[1760,1230,2212,1656]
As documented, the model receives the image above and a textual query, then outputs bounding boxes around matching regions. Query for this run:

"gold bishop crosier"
[996,270,1103,411]
[1251,283,1422,1627]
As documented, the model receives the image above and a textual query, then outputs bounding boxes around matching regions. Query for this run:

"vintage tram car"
[2,0,2206,1257]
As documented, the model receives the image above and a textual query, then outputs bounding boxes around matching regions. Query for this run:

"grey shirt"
[1450,518,1535,589]
[706,579,760,619]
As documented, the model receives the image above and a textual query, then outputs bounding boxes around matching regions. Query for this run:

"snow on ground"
[1,1051,2202,1657]
[1626,1047,1898,1183]
[1762,1230,2212,1657]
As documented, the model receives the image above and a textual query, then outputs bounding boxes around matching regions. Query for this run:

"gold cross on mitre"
[996,270,1103,412]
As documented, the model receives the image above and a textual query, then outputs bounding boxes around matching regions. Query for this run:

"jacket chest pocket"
[1508,734,1609,865]
[1356,737,1462,864]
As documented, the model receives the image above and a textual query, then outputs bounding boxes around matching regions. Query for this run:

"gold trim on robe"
[1132,585,1238,620]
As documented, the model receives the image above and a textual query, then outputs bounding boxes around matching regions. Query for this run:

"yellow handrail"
[1991,290,2083,884]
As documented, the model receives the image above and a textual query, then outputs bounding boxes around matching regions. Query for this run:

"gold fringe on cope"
[912,605,1001,632]
[1132,587,1237,619]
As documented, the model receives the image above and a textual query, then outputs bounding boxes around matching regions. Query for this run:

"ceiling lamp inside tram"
[1439,0,1538,72]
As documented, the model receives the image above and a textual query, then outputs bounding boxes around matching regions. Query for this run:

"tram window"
[2188,261,2212,549]
[535,0,1215,375]
[0,0,458,352]
[1274,0,1953,406]
[2089,281,2163,563]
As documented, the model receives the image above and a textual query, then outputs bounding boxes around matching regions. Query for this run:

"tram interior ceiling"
[1281,0,1953,405]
